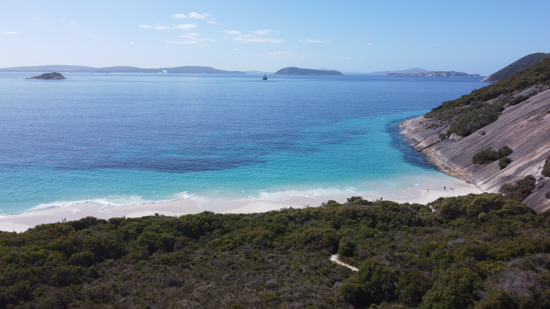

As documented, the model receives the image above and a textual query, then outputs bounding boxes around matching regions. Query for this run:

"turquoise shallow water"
[0,73,485,214]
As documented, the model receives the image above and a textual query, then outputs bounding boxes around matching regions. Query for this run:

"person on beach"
[444,186,446,191]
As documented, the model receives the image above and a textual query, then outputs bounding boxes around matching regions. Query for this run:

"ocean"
[0,72,484,215]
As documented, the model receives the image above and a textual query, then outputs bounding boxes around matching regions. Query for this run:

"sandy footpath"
[0,176,482,233]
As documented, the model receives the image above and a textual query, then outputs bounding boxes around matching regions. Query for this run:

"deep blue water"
[0,73,485,214]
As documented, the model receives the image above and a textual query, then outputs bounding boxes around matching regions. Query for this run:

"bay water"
[0,73,484,215]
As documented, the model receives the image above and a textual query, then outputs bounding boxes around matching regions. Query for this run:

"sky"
[1,0,549,74]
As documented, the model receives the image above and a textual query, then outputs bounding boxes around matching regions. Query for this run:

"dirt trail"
[330,254,358,272]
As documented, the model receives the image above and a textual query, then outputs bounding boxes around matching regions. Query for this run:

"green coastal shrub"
[338,240,356,257]
[499,157,512,169]
[473,146,513,164]
[422,267,484,309]
[542,157,550,177]
[509,95,529,106]
[546,190,550,199]
[339,259,398,307]
[499,175,536,201]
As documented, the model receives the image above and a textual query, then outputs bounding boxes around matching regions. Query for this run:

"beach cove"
[0,175,482,232]
[0,73,485,231]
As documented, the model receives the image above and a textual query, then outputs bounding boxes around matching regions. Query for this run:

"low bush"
[499,175,537,201]
[546,190,550,199]
[542,157,550,177]
[509,95,529,106]
[473,146,513,165]
[499,157,512,169]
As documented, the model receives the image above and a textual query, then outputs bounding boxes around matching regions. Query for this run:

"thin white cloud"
[366,42,373,46]
[169,32,215,44]
[178,33,215,42]
[5,31,18,35]
[429,43,436,47]
[207,20,220,25]
[172,12,208,19]
[233,48,239,51]
[173,24,197,30]
[223,30,241,35]
[300,39,331,43]
[69,22,77,26]
[139,25,169,30]
[179,32,201,38]
[91,36,99,39]
[129,42,135,44]
[166,40,197,44]
[188,12,206,19]
[253,29,275,35]
[234,36,283,43]
[334,57,363,61]
[260,51,303,58]
[224,29,282,43]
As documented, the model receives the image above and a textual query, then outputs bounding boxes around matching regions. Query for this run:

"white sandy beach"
[0,176,482,233]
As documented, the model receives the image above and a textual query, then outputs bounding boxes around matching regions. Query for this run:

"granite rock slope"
[401,90,550,212]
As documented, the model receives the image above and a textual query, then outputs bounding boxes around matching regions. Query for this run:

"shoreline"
[399,117,475,185]
[0,175,483,233]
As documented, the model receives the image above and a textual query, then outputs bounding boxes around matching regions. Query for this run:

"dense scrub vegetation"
[472,146,513,165]
[426,58,550,137]
[1,194,550,308]
[499,176,537,202]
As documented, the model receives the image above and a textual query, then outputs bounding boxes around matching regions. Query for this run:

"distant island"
[274,67,343,76]
[481,52,550,83]
[1,65,245,74]
[27,72,66,80]
[362,67,428,76]
[386,71,480,77]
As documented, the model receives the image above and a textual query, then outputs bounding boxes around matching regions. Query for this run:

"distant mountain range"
[386,71,481,77]
[274,67,343,76]
[0,65,246,74]
[481,52,550,82]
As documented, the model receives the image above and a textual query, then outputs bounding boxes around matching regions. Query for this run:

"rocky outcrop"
[274,67,343,76]
[400,90,550,212]
[481,53,550,83]
[28,72,66,79]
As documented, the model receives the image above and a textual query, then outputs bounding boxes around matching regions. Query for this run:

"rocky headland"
[400,57,550,212]
[27,72,66,80]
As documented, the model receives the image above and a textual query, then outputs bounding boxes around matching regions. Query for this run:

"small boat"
[262,74,267,80]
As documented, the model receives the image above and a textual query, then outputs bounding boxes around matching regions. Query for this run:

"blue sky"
[1,0,549,74]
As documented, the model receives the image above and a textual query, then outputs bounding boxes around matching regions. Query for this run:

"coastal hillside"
[1,194,550,308]
[274,67,343,76]
[386,71,480,77]
[401,58,550,212]
[481,52,550,83]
